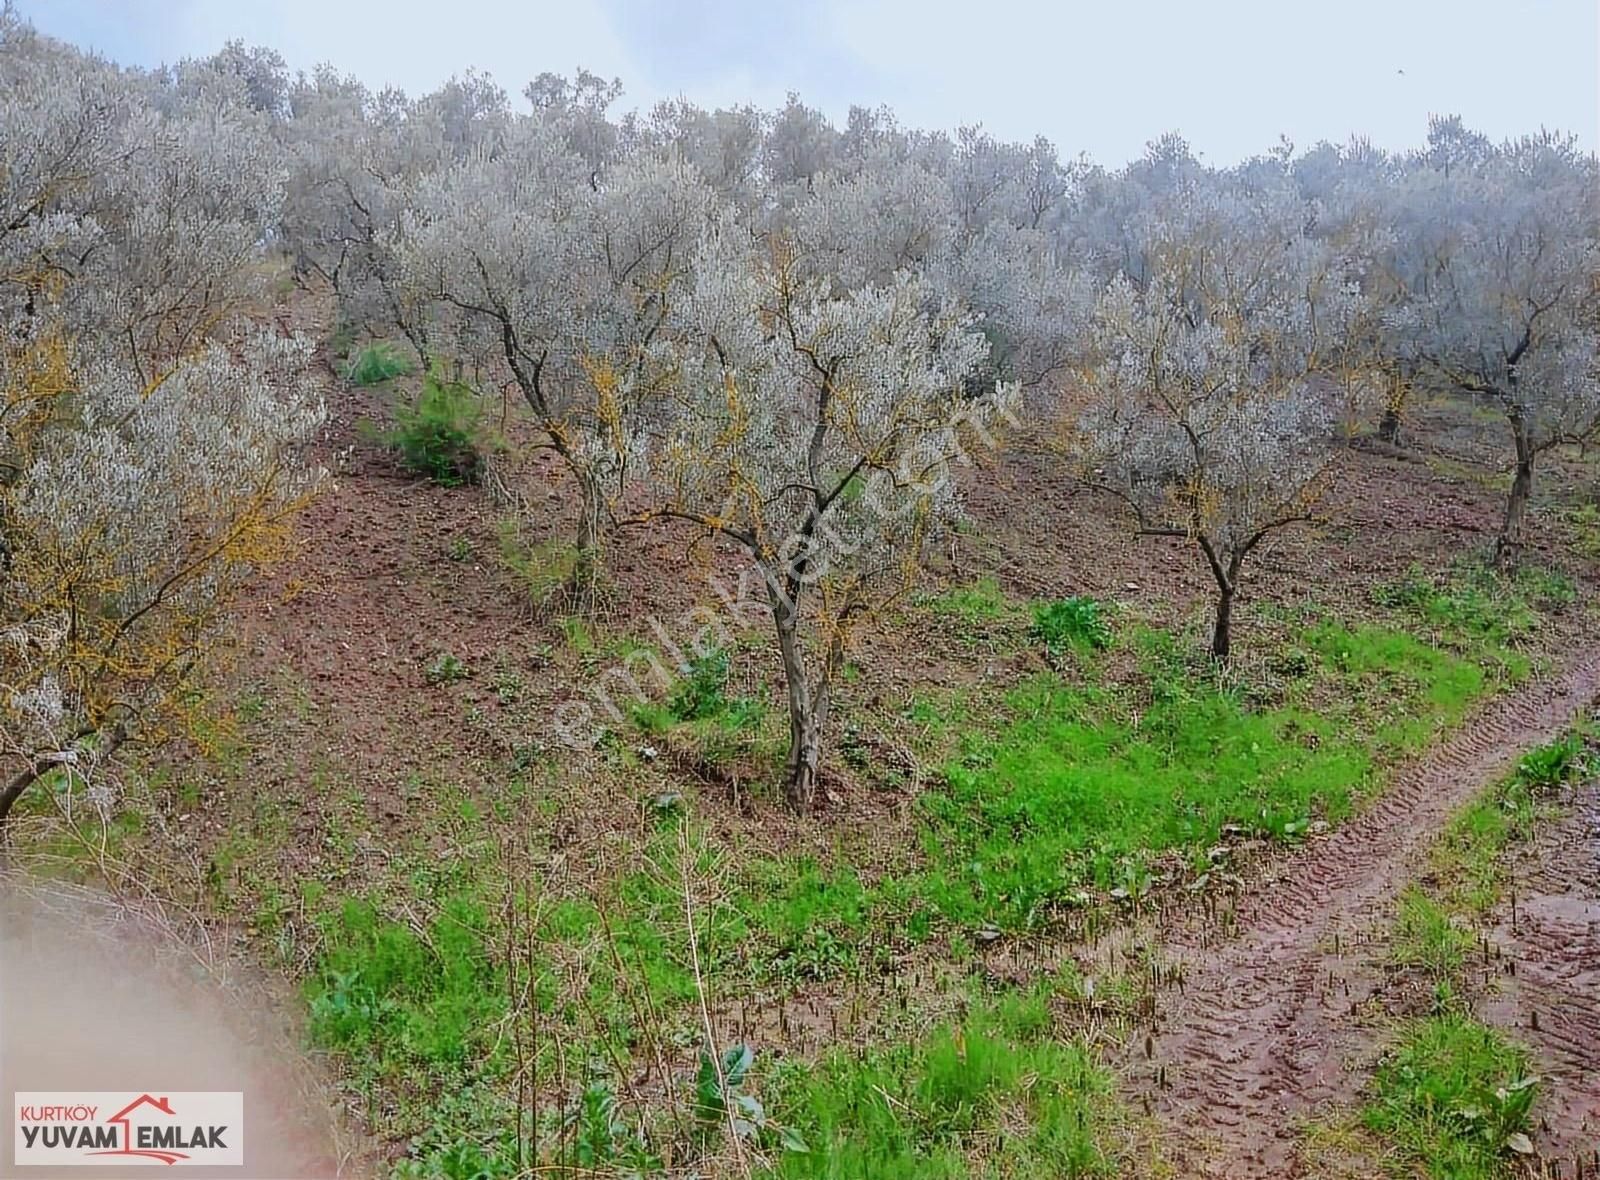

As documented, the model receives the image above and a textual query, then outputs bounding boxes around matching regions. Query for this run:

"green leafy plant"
[425,651,468,685]
[346,340,412,385]
[669,650,732,721]
[567,1076,661,1174]
[696,1043,763,1138]
[391,375,484,486]
[1363,1013,1537,1179]
[1031,596,1113,653]
[1515,733,1588,788]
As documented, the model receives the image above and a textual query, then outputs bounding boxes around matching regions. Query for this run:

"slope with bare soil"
[1133,649,1600,1178]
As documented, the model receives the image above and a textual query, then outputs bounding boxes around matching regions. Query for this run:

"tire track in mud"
[1134,649,1600,1178]
[1481,778,1600,1160]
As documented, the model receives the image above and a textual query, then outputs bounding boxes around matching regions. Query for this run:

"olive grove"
[3,9,1596,811]
[0,17,325,825]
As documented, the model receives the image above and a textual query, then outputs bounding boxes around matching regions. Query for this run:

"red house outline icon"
[86,1094,190,1165]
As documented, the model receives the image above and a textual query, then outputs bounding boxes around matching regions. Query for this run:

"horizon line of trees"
[2,10,1596,816]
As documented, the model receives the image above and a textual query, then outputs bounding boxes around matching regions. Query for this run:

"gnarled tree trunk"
[570,471,605,604]
[1496,414,1535,570]
[767,576,842,813]
[0,726,127,830]
[0,761,44,828]
[1198,537,1246,664]
[1378,369,1407,445]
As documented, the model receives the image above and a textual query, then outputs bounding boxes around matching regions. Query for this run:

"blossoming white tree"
[638,225,1013,808]
[1076,181,1342,659]
[398,128,714,592]
[1387,133,1600,565]
[1,18,324,825]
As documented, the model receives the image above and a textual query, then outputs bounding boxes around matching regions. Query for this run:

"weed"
[425,651,469,685]
[306,896,504,1082]
[499,521,584,611]
[1031,596,1113,653]
[1567,502,1600,560]
[346,340,412,385]
[669,649,732,721]
[1392,888,1475,979]
[564,1074,660,1175]
[767,996,1120,1177]
[391,375,484,486]
[1515,732,1588,788]
[1370,560,1568,672]
[921,575,1014,625]
[1362,1013,1536,1179]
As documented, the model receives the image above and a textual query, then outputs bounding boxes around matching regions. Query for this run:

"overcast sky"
[17,0,1599,166]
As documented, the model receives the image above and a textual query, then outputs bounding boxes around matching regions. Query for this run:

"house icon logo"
[14,1092,244,1167]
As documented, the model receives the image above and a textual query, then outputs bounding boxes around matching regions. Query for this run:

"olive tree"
[639,224,1012,809]
[1,17,324,825]
[398,130,714,592]
[1388,133,1600,566]
[281,70,508,367]
[1076,182,1343,660]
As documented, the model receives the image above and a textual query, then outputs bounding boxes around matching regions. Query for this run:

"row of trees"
[3,14,1596,814]
[0,16,325,825]
[275,63,1596,802]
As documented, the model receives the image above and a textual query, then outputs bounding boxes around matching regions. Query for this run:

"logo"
[15,1093,244,1167]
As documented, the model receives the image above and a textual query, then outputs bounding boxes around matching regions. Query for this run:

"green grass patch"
[306,895,505,1085]
[1392,888,1476,980]
[1031,596,1113,654]
[765,991,1122,1178]
[1362,1013,1537,1179]
[1567,502,1600,561]
[390,374,484,486]
[918,576,1017,628]
[904,620,1484,931]
[346,340,413,385]
[1370,561,1573,678]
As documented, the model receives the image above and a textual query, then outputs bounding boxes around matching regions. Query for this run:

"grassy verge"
[1340,731,1592,1178]
[766,988,1125,1179]
[12,560,1576,1177]
[1362,1014,1536,1180]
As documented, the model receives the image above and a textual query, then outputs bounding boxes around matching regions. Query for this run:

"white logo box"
[15,1092,244,1167]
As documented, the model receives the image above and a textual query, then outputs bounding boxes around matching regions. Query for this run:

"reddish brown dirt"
[1131,650,1600,1179]
[1480,777,1600,1163]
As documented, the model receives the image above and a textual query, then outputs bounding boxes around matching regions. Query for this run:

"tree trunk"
[773,607,827,811]
[0,726,127,829]
[1496,445,1535,570]
[1211,583,1234,662]
[569,473,604,604]
[0,762,44,828]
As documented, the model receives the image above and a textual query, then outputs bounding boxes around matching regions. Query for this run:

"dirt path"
[1480,777,1600,1162]
[1131,649,1600,1178]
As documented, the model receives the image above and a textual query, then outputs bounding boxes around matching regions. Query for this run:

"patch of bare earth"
[1124,650,1600,1179]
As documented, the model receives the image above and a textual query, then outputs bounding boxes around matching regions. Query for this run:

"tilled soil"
[1131,648,1600,1178]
